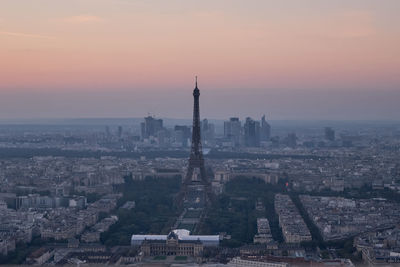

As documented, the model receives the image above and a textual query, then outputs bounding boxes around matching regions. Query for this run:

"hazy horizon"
[0,86,399,121]
[0,116,399,125]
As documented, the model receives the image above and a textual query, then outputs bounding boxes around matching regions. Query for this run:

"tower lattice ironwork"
[181,77,212,203]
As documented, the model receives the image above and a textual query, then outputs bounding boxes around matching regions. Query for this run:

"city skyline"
[1,0,400,120]
[2,1,400,265]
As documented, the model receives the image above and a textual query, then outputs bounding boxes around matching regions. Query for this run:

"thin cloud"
[0,31,53,39]
[63,15,103,24]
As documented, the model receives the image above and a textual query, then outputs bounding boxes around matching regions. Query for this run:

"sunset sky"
[1,0,399,120]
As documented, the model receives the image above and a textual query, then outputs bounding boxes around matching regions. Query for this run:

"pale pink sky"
[0,0,399,120]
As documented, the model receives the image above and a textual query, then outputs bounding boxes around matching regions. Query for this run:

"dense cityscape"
[1,108,400,266]
[2,1,400,266]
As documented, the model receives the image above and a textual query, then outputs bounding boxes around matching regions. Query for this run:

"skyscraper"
[325,127,335,141]
[118,126,123,139]
[174,125,191,147]
[201,118,215,146]
[260,115,271,141]
[286,132,297,148]
[224,117,241,147]
[140,116,163,139]
[105,126,111,141]
[244,117,260,147]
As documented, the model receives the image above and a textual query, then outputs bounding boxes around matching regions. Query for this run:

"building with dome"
[131,229,219,257]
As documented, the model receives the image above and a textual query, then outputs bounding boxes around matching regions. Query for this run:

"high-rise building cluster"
[224,115,271,148]
[137,116,216,148]
[140,116,164,140]
[100,117,350,152]
[134,115,271,149]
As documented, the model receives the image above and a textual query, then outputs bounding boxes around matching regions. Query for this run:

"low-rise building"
[275,194,311,244]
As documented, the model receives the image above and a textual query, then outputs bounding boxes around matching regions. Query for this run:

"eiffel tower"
[181,77,212,207]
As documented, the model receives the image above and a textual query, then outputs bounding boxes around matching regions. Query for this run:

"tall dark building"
[105,126,111,140]
[174,125,191,147]
[325,127,335,141]
[224,117,241,146]
[117,126,123,139]
[260,115,271,141]
[201,118,215,146]
[140,116,163,139]
[244,117,260,147]
[286,132,297,148]
[181,77,211,207]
